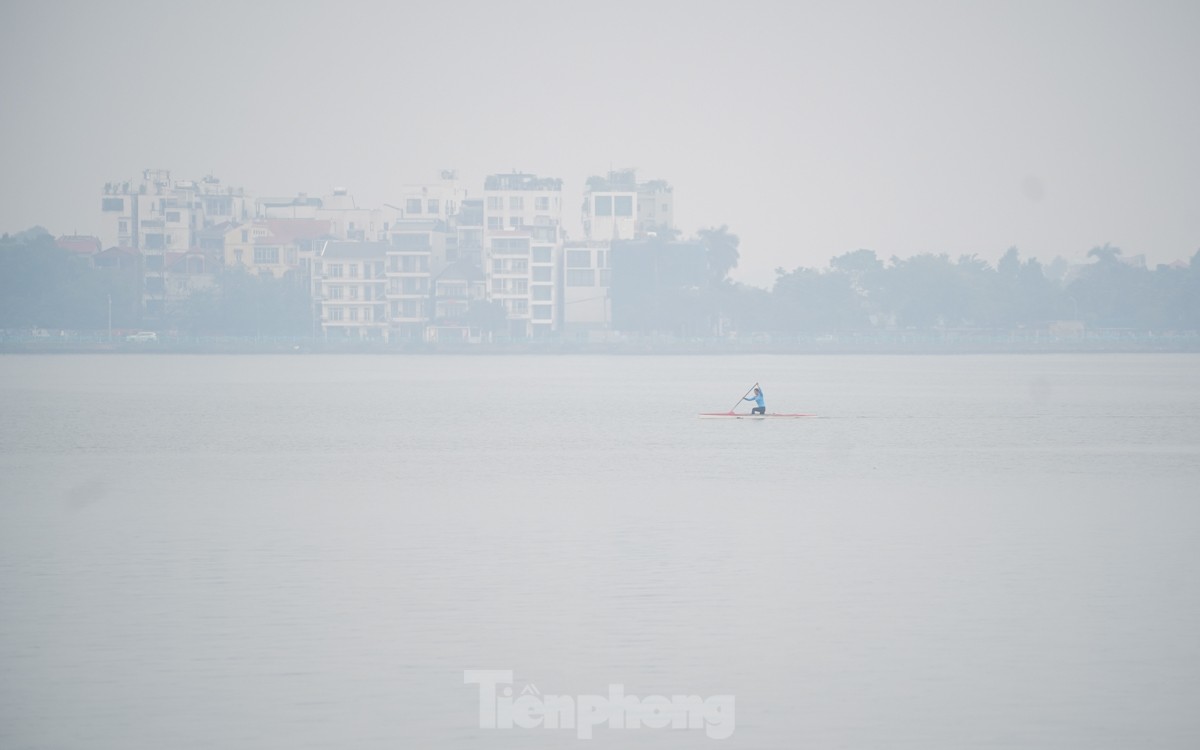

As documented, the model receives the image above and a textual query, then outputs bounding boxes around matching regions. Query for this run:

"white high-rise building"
[394,171,466,223]
[482,172,563,338]
[581,169,674,241]
[385,219,446,340]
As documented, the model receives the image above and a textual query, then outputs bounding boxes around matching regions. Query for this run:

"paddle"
[729,382,759,414]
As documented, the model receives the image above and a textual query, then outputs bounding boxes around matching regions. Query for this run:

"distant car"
[125,331,158,342]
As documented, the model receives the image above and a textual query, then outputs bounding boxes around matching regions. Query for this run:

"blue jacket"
[744,390,765,408]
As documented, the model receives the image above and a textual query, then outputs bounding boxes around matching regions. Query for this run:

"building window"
[532,267,552,282]
[406,198,422,214]
[567,270,595,286]
[508,217,522,229]
[349,286,359,300]
[234,249,244,264]
[486,196,504,210]
[492,238,529,254]
[532,246,552,263]
[241,230,249,242]
[511,299,528,314]
[567,249,591,268]
[532,304,552,320]
[166,211,181,222]
[487,217,503,230]
[509,196,523,211]
[329,286,343,299]
[349,308,358,321]
[119,220,129,233]
[535,196,549,211]
[514,279,528,294]
[328,264,343,278]
[286,248,297,265]
[614,195,633,217]
[102,198,124,211]
[349,264,359,278]
[427,199,439,214]
[254,247,279,264]
[532,285,552,301]
[594,195,613,217]
[512,260,528,274]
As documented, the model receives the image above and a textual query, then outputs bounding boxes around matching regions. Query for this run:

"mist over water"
[2,354,1198,748]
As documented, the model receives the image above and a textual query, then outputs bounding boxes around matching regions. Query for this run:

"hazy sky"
[2,0,1197,287]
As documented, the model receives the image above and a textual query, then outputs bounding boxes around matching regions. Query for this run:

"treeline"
[707,237,1200,334]
[0,230,311,336]
[3,227,1198,337]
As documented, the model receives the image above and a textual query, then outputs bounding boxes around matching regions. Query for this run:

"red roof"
[56,235,102,254]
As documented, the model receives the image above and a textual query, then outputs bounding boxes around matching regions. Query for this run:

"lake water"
[1,354,1198,749]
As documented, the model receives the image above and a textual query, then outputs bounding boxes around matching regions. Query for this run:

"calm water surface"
[1,354,1198,749]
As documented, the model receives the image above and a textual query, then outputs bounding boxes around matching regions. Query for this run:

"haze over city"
[2,0,1197,288]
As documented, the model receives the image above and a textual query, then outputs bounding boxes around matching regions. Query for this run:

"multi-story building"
[259,188,395,242]
[313,241,389,340]
[100,170,252,318]
[636,178,674,238]
[572,171,677,335]
[581,169,674,241]
[428,261,488,342]
[100,170,252,251]
[385,220,445,340]
[482,172,563,338]
[394,172,466,223]
[222,219,332,280]
[450,199,484,267]
[561,240,612,334]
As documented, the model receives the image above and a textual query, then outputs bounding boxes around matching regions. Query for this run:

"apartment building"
[428,261,487,342]
[313,241,389,340]
[101,170,253,318]
[581,169,674,241]
[395,173,466,223]
[386,219,446,340]
[452,199,484,268]
[222,219,332,280]
[482,172,563,338]
[259,188,396,242]
[562,240,612,334]
[100,170,252,251]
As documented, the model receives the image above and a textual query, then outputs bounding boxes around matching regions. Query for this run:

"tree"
[771,267,865,332]
[1069,244,1146,327]
[0,231,113,330]
[875,253,965,328]
[697,226,740,283]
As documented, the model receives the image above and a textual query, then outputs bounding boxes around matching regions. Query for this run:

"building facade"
[482,172,563,338]
[313,241,389,340]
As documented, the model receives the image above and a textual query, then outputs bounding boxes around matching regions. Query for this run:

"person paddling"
[744,386,766,415]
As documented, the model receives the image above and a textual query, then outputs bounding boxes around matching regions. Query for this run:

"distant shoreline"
[3,334,1197,356]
